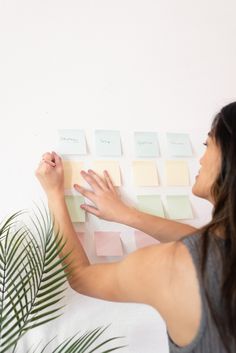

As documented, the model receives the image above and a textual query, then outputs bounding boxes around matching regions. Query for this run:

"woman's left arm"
[35,152,90,284]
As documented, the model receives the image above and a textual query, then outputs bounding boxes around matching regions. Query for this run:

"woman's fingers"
[43,159,56,167]
[42,152,53,161]
[37,151,62,172]
[80,204,100,217]
[41,152,57,167]
[52,151,62,165]
[74,184,96,202]
[88,169,107,190]
[104,170,115,191]
[80,170,102,193]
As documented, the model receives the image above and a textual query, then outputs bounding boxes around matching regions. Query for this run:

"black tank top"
[167,232,235,353]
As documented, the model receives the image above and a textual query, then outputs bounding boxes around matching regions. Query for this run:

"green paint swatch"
[95,130,122,157]
[167,133,193,157]
[134,132,160,157]
[65,195,85,223]
[137,195,165,217]
[58,130,87,155]
[166,195,193,220]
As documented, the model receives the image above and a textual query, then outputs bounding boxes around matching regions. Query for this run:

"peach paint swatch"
[63,160,84,189]
[92,160,121,186]
[165,160,189,186]
[132,161,159,186]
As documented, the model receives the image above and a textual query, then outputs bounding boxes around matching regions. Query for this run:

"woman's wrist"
[47,189,65,203]
[119,206,141,227]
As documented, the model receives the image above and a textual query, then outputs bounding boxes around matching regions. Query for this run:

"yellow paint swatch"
[132,161,159,186]
[92,160,121,186]
[165,160,189,186]
[63,160,84,189]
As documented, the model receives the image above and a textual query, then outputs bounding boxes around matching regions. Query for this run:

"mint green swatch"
[167,133,193,157]
[95,130,121,157]
[137,195,165,217]
[58,130,87,155]
[134,132,160,157]
[65,196,85,223]
[166,195,193,220]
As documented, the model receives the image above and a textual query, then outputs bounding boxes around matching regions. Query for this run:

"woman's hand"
[74,170,133,223]
[35,151,64,198]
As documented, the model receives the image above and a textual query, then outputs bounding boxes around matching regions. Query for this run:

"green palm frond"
[26,326,126,353]
[0,207,126,353]
[0,207,70,352]
[0,211,25,241]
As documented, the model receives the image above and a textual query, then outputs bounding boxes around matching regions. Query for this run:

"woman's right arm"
[119,209,197,243]
[75,170,198,243]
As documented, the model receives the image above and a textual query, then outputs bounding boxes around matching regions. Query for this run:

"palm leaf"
[0,211,25,241]
[25,326,126,353]
[0,207,70,352]
[0,207,126,353]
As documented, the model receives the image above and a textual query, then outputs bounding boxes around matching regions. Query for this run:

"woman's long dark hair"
[199,102,236,352]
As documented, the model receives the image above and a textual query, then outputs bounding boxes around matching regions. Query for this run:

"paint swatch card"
[137,195,165,217]
[134,230,159,249]
[134,132,160,157]
[95,130,122,157]
[166,195,193,220]
[167,133,193,157]
[92,160,121,186]
[165,160,189,186]
[58,130,87,155]
[65,196,85,223]
[63,160,84,189]
[133,161,159,186]
[94,231,123,256]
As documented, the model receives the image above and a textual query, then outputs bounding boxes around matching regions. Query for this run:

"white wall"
[1,1,236,352]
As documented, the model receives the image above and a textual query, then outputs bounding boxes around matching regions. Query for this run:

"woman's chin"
[192,183,201,198]
[192,184,208,201]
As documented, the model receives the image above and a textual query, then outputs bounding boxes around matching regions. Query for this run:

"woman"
[36,102,236,353]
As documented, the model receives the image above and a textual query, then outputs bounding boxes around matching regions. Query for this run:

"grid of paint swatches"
[137,195,165,217]
[166,195,193,220]
[94,231,123,256]
[134,230,159,249]
[63,160,84,189]
[134,132,160,157]
[95,130,122,157]
[166,133,193,157]
[65,195,86,222]
[58,130,87,155]
[165,160,189,186]
[92,160,121,186]
[132,161,159,186]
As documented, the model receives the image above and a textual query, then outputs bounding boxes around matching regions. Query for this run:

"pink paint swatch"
[134,230,159,249]
[94,231,123,257]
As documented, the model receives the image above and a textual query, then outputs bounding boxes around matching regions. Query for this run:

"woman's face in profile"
[192,134,222,204]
